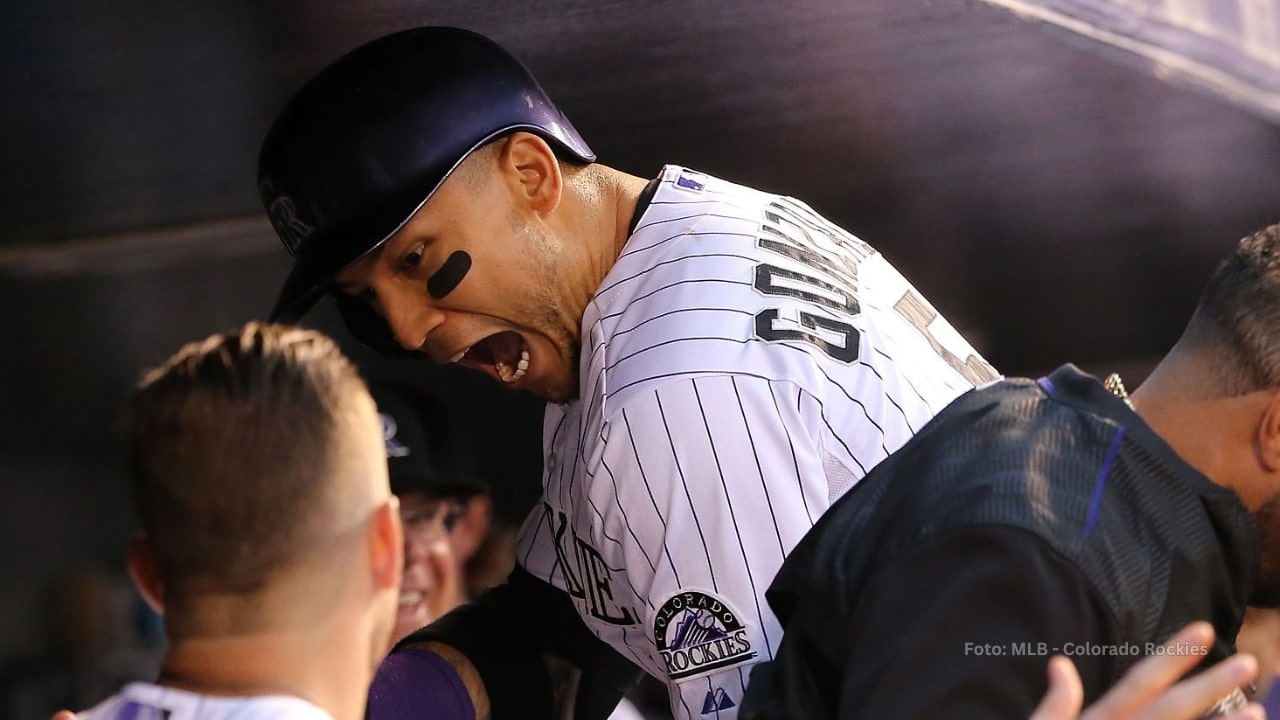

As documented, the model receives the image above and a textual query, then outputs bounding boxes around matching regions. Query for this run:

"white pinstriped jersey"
[79,683,333,720]
[515,166,997,719]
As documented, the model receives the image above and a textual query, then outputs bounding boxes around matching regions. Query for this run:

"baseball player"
[257,26,996,720]
[73,323,405,720]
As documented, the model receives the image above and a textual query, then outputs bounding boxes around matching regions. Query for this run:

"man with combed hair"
[73,323,406,720]
[742,226,1280,719]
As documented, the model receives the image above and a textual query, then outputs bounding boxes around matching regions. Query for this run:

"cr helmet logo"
[652,590,756,682]
[379,412,410,458]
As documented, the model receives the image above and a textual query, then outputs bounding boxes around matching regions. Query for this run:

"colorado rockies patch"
[652,590,757,682]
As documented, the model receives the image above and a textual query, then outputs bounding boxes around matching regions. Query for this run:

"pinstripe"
[616,218,716,261]
[818,406,873,474]
[579,476,647,578]
[607,364,889,479]
[656,387,718,590]
[547,410,570,512]
[596,251,758,299]
[692,378,772,652]
[771,380,815,526]
[608,334,752,370]
[576,465,653,604]
[597,455,659,578]
[870,344,931,421]
[619,407,682,584]
[609,307,756,341]
[678,691,694,719]
[607,358,896,455]
[627,211,755,245]
[566,416,585,506]
[606,337,915,440]
[519,501,550,569]
[614,622,658,674]
[601,278,754,325]
[841,346,918,435]
[733,376,788,556]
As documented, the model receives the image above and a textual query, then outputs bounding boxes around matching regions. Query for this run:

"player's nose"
[378,285,445,352]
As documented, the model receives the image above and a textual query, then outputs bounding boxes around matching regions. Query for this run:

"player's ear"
[1256,389,1280,473]
[451,495,493,563]
[126,533,165,614]
[498,131,562,216]
[368,496,404,591]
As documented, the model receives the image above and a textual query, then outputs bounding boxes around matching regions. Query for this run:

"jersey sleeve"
[590,374,838,720]
[752,525,1125,720]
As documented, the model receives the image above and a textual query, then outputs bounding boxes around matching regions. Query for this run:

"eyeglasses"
[399,499,465,540]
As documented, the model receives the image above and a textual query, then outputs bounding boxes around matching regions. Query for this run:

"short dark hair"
[1181,223,1280,396]
[124,322,370,594]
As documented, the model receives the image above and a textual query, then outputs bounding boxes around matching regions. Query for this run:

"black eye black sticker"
[427,250,472,299]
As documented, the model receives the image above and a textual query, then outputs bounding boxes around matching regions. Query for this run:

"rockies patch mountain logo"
[653,590,756,681]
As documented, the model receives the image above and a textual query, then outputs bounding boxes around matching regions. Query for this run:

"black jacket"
[745,365,1257,720]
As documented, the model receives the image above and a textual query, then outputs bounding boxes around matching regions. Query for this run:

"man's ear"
[451,495,493,563]
[1258,390,1280,473]
[370,496,404,591]
[498,131,563,215]
[126,534,165,614]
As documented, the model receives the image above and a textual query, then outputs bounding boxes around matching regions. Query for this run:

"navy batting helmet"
[259,26,595,324]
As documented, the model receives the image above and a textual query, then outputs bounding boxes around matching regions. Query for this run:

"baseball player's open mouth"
[461,330,529,383]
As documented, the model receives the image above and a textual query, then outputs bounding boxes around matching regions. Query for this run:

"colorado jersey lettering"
[516,165,996,719]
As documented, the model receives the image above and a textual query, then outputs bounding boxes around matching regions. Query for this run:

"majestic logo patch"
[653,590,756,681]
[701,687,736,714]
[116,701,170,720]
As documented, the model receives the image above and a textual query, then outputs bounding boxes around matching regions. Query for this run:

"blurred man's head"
[1139,224,1280,607]
[123,323,402,655]
[369,381,492,642]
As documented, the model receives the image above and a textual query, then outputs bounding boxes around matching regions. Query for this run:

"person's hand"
[1030,622,1263,720]
[1236,607,1280,698]
[50,710,75,720]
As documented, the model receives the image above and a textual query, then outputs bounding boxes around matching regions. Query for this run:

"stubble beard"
[526,223,582,403]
